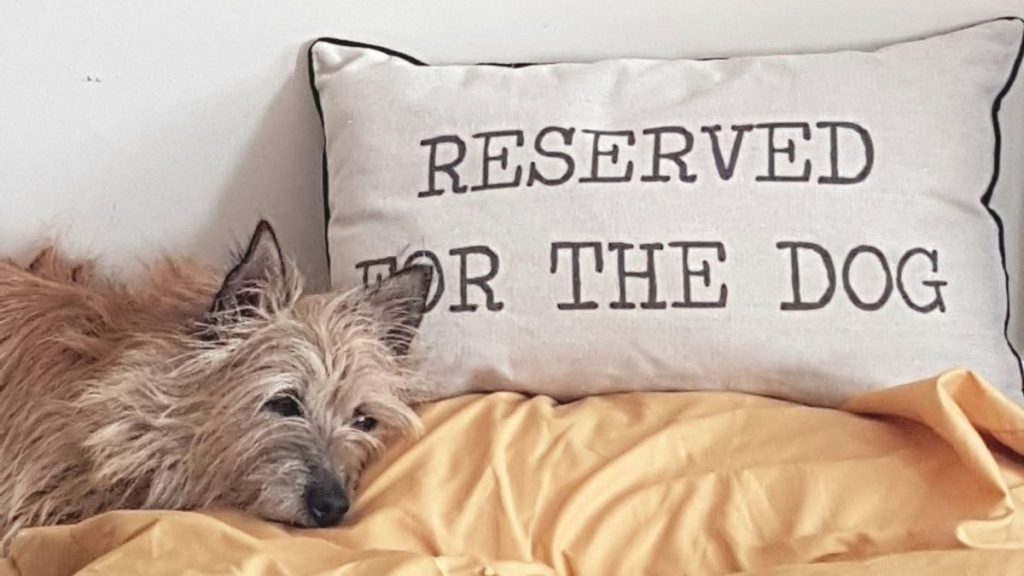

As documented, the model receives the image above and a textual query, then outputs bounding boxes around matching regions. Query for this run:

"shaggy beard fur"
[0,221,433,553]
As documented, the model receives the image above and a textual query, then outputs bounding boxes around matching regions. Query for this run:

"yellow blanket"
[3,370,1024,576]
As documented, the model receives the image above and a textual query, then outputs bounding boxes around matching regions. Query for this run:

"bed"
[3,370,1021,575]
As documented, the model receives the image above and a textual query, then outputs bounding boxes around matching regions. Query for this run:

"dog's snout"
[304,474,349,528]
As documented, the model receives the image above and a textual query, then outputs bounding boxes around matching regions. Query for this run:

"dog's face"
[158,222,431,528]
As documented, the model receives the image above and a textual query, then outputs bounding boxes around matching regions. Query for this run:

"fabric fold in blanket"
[3,369,1024,575]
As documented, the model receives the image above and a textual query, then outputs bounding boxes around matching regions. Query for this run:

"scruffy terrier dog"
[0,221,432,553]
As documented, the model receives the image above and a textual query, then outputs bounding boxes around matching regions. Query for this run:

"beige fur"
[0,221,432,553]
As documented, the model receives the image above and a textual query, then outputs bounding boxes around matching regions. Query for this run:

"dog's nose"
[304,477,349,527]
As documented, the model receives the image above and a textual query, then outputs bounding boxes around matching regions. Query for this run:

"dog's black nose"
[304,476,349,528]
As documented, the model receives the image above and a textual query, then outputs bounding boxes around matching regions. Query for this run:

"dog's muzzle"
[304,467,349,528]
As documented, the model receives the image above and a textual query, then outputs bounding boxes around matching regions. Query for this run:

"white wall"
[3,1,1024,343]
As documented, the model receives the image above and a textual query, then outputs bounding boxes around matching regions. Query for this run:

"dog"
[0,220,432,553]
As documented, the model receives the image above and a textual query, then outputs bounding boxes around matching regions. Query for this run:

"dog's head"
[199,221,432,527]
[100,221,431,528]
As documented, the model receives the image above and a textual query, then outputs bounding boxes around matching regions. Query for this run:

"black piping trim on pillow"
[308,40,417,274]
[982,16,1024,392]
[307,39,426,274]
[307,20,1024,396]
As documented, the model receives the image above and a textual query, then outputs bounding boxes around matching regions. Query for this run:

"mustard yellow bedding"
[3,370,1024,576]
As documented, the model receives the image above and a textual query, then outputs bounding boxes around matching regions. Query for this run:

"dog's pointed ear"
[208,220,291,321]
[367,264,433,356]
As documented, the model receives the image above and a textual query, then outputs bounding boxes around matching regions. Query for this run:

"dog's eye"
[352,410,377,432]
[263,395,303,418]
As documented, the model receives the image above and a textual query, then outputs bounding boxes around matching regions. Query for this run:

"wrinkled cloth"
[3,369,1023,575]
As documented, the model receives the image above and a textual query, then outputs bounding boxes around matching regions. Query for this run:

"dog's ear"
[208,220,291,321]
[366,264,433,356]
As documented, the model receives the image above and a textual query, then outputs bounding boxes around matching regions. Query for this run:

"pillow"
[309,18,1024,407]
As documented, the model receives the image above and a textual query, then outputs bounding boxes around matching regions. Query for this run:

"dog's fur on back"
[0,221,432,553]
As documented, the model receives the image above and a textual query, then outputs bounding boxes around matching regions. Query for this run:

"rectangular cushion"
[310,18,1024,406]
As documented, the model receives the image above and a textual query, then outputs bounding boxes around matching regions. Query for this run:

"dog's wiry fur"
[0,221,432,553]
